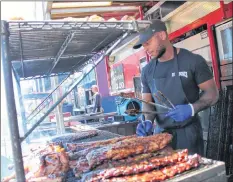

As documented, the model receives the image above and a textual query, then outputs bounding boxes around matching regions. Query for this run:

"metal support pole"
[48,31,75,74]
[139,6,150,63]
[21,31,131,142]
[19,30,25,78]
[73,86,79,108]
[1,20,26,181]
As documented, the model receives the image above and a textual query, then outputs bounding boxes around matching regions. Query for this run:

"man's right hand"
[136,120,153,136]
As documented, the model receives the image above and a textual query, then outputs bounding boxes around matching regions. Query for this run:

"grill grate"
[206,85,233,175]
[4,20,151,79]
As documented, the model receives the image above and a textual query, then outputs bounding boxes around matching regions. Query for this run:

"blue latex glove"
[136,120,153,136]
[166,104,192,122]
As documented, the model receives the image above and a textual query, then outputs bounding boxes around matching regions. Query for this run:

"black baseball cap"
[133,19,167,49]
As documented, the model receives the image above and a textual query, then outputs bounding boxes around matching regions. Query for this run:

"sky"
[1,1,35,20]
[1,2,37,137]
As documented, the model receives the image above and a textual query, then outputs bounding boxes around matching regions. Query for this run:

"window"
[44,77,51,91]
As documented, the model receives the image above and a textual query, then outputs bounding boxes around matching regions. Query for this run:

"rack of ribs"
[72,150,155,178]
[88,154,200,182]
[66,135,136,152]
[72,157,91,178]
[102,149,188,179]
[75,146,173,180]
[86,133,172,168]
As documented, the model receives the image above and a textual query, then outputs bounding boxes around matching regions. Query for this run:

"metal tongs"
[154,90,175,110]
[125,109,167,116]
[121,90,175,115]
[133,97,171,110]
[133,90,175,111]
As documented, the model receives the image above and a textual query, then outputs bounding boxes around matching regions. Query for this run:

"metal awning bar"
[51,6,138,14]
[144,1,166,17]
[12,53,94,63]
[18,30,25,78]
[20,31,130,142]
[7,20,149,32]
[69,32,113,71]
[48,31,75,74]
[20,73,69,81]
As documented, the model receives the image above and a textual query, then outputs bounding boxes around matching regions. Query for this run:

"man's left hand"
[166,104,192,122]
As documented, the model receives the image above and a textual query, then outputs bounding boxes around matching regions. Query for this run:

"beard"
[156,47,166,59]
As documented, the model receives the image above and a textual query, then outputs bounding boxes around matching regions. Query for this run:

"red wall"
[111,49,147,90]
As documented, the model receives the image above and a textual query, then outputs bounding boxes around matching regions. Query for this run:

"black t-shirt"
[141,48,213,103]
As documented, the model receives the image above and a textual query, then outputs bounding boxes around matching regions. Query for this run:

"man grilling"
[134,20,219,155]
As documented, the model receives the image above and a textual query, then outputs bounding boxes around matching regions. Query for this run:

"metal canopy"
[7,20,151,79]
[2,19,152,181]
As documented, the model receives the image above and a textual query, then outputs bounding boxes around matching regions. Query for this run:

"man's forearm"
[193,90,219,114]
[142,103,156,122]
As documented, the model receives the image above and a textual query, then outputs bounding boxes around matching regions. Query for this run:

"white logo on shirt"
[179,71,188,78]
[171,71,188,78]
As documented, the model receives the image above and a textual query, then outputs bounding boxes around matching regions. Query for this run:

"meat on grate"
[88,154,200,182]
[66,135,136,152]
[86,133,172,168]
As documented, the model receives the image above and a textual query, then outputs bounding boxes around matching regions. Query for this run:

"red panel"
[225,2,233,18]
[105,56,111,89]
[207,25,221,89]
[111,49,147,90]
[139,6,143,20]
[220,1,226,19]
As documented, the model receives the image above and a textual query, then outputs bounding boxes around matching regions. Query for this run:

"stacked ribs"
[86,152,200,182]
[86,133,172,168]
[3,132,202,182]
[104,154,200,182]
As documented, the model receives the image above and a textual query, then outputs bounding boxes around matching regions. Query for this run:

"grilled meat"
[68,147,102,160]
[66,135,136,152]
[86,133,172,168]
[102,149,188,179]
[88,154,200,182]
[26,149,69,180]
[27,176,63,182]
[72,157,91,178]
[78,147,173,180]
[2,147,69,182]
